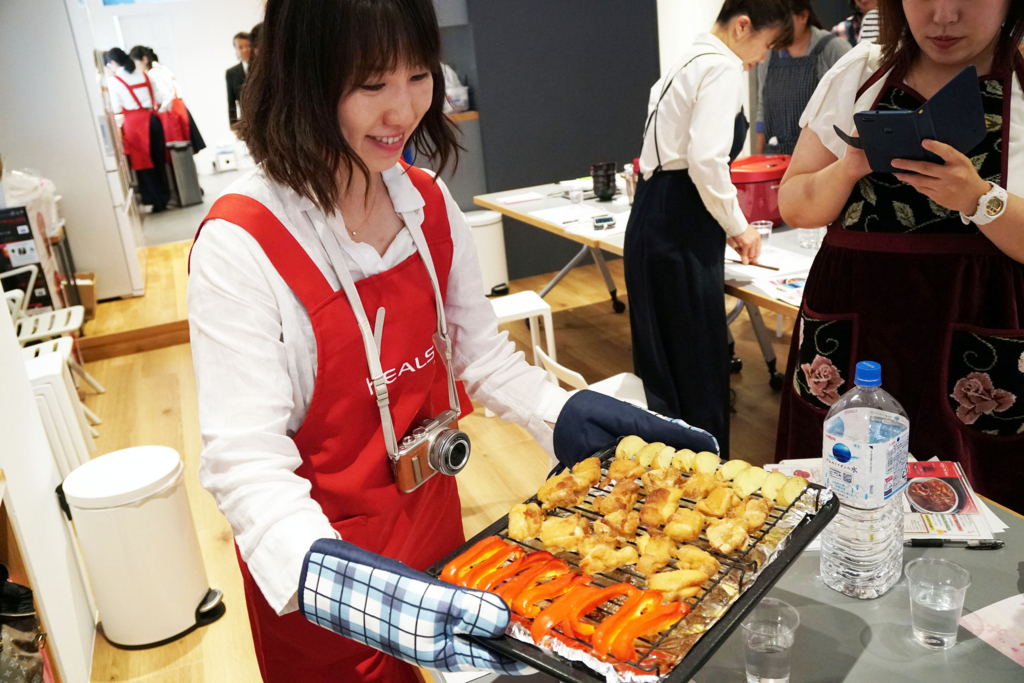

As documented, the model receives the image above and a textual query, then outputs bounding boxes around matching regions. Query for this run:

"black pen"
[904,539,1004,549]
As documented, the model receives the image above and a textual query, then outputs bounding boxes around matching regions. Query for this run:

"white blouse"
[107,66,171,114]
[799,42,1024,198]
[146,63,179,113]
[188,165,569,615]
[638,32,749,237]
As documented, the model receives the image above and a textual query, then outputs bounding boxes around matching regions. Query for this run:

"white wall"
[0,0,140,300]
[656,0,752,155]
[77,0,265,174]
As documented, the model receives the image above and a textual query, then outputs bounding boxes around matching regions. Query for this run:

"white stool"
[535,345,648,408]
[490,290,556,365]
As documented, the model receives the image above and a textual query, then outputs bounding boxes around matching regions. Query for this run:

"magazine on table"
[767,458,1006,549]
[751,276,806,307]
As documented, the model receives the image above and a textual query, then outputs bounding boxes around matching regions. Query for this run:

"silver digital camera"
[391,409,471,493]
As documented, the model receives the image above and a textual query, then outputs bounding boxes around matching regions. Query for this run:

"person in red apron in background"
[129,46,207,159]
[776,0,1024,512]
[105,48,171,213]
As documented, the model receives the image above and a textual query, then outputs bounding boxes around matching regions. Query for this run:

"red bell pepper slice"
[609,601,690,661]
[462,544,525,589]
[494,559,569,607]
[477,551,553,592]
[530,584,602,643]
[440,537,508,585]
[513,572,591,618]
[563,583,640,640]
[590,590,662,658]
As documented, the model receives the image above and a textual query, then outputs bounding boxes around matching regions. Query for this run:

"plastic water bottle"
[819,361,909,599]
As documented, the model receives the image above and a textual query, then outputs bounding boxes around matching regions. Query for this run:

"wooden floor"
[78,242,192,361]
[81,250,793,682]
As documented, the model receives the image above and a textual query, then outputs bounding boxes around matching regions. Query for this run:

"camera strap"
[304,204,461,463]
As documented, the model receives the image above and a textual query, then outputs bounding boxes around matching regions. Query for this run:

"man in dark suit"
[226,32,250,125]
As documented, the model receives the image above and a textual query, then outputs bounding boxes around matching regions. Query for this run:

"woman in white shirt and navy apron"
[105,48,171,212]
[187,1,721,680]
[624,0,791,458]
[777,0,1024,511]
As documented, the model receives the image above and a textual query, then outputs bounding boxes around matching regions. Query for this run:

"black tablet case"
[833,65,986,173]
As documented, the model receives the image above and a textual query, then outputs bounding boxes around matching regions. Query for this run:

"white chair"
[24,353,95,478]
[491,290,556,365]
[534,345,648,409]
[23,338,103,427]
[2,264,87,344]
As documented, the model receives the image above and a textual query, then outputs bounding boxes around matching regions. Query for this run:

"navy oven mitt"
[552,390,720,469]
[299,538,531,675]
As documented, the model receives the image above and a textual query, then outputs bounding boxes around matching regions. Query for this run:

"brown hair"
[878,0,1024,78]
[236,0,460,213]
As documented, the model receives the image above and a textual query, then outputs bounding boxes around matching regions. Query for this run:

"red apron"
[192,165,472,682]
[113,72,157,170]
[158,98,191,149]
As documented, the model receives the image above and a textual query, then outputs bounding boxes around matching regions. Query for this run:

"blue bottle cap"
[855,361,882,387]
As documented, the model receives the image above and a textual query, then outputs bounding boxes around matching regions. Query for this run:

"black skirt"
[624,170,730,457]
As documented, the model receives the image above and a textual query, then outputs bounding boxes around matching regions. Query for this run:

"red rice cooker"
[730,154,791,226]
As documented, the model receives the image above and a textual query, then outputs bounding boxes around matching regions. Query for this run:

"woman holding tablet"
[776,0,1024,510]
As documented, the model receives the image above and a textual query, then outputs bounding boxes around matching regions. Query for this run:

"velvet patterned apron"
[776,60,1024,512]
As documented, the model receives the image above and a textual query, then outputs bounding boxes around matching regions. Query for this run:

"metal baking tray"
[426,439,839,682]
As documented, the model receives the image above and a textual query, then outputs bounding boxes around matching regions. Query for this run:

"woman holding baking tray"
[776,0,1024,511]
[624,0,792,458]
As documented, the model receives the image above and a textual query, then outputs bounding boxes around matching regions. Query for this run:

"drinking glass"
[742,598,799,683]
[905,558,971,650]
[752,220,773,245]
[798,226,827,249]
[569,189,584,204]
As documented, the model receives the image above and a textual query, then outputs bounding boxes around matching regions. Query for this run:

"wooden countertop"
[448,111,479,122]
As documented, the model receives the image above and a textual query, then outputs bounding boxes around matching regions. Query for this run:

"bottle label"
[823,408,909,508]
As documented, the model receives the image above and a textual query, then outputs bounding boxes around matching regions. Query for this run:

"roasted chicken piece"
[579,533,640,576]
[695,487,741,518]
[600,458,646,488]
[673,545,721,577]
[679,473,718,501]
[572,457,603,490]
[664,508,705,543]
[636,530,676,576]
[706,518,749,555]
[728,497,774,534]
[593,509,641,542]
[648,569,708,601]
[640,487,686,528]
[641,467,684,492]
[592,480,641,515]
[508,502,543,541]
[540,513,590,553]
[537,471,589,511]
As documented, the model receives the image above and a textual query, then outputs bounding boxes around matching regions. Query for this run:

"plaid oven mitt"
[552,389,721,469]
[299,539,532,675]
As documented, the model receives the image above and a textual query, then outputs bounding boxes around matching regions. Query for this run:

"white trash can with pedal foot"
[60,446,224,648]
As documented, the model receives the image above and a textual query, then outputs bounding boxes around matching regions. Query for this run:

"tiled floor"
[142,172,240,246]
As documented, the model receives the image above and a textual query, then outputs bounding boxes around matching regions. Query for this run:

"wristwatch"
[961,182,1009,226]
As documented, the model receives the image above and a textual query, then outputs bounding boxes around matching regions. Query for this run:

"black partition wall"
[467,0,660,280]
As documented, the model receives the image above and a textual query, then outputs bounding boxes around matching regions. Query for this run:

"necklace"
[347,179,380,237]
